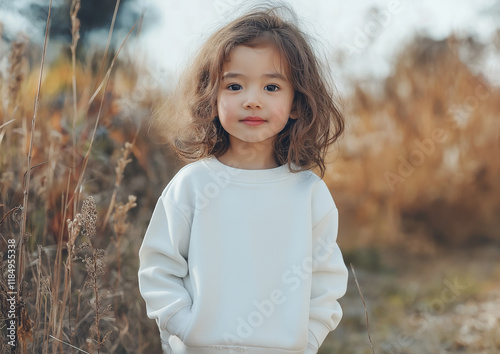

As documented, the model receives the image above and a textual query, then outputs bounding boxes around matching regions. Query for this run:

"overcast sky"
[1,0,499,90]
[127,0,499,90]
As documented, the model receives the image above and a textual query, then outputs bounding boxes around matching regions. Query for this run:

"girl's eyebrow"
[222,72,287,81]
[263,72,287,81]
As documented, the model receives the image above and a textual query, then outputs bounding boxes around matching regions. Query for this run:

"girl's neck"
[217,138,278,170]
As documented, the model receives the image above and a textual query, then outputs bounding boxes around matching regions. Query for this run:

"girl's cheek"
[217,98,229,112]
[272,106,290,118]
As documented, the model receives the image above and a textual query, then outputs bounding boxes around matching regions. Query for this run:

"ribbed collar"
[202,156,298,183]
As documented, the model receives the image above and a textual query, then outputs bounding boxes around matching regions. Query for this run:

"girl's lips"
[241,120,265,126]
[241,117,266,126]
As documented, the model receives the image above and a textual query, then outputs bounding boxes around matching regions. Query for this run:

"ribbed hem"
[166,306,192,339]
[304,342,318,354]
[305,330,319,354]
[307,320,331,350]
[203,156,297,183]
[168,335,307,354]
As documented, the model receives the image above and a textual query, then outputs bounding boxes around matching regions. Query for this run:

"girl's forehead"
[222,43,290,77]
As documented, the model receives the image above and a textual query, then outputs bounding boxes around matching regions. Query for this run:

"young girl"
[138,6,348,354]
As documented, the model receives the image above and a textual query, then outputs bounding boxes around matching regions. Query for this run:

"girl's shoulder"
[160,159,208,195]
[172,158,208,181]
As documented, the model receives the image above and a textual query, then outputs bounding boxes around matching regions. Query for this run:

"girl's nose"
[243,90,262,109]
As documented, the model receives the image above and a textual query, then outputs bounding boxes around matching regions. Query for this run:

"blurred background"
[1,0,499,353]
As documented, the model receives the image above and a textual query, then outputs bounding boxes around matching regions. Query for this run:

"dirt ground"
[322,243,500,354]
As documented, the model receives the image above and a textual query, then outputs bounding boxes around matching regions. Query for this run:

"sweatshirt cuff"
[305,341,318,354]
[166,306,192,338]
[308,319,330,350]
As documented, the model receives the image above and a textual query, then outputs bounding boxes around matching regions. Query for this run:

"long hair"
[152,6,344,177]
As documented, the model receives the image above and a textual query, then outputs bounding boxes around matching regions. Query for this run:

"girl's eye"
[227,84,242,91]
[264,85,279,92]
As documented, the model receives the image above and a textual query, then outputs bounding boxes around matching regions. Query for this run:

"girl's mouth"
[241,116,266,126]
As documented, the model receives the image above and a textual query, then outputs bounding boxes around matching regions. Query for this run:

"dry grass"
[326,34,500,252]
[0,2,162,353]
[0,5,498,354]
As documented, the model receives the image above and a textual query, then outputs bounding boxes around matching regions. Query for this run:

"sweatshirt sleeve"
[138,195,193,338]
[307,206,348,353]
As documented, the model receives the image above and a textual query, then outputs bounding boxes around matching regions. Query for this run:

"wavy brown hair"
[153,6,344,177]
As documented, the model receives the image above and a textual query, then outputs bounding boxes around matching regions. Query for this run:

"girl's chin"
[230,136,274,145]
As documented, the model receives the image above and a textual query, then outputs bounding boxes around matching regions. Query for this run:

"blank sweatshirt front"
[138,156,348,354]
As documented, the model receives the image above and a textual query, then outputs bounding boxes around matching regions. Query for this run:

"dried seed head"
[8,35,28,108]
[67,213,82,250]
[81,196,97,238]
[40,276,51,296]
[115,141,133,187]
[82,248,107,290]
[128,195,137,205]
[112,195,137,236]
[70,0,81,52]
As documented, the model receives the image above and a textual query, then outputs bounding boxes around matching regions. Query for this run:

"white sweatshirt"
[138,156,348,354]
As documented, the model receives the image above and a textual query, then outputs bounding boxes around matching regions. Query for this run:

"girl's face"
[217,43,296,147]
